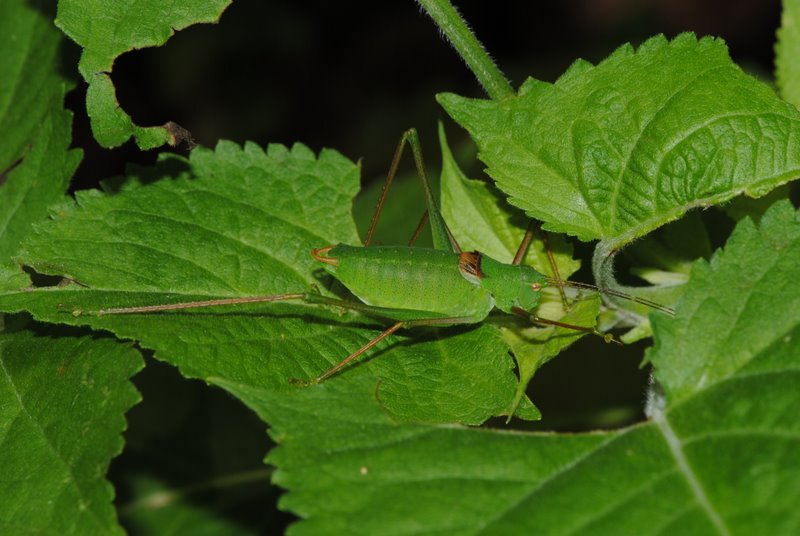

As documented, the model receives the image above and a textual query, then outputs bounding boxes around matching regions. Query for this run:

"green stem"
[417,0,514,100]
[592,240,679,321]
[592,240,619,300]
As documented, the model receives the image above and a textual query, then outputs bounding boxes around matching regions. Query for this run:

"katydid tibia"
[88,129,674,386]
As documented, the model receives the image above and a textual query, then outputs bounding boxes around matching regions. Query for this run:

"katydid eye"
[531,283,542,291]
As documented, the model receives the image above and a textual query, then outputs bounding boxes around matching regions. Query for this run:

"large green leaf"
[232,201,798,534]
[0,0,81,284]
[0,0,67,171]
[439,33,800,248]
[55,0,231,148]
[0,320,142,534]
[0,141,519,425]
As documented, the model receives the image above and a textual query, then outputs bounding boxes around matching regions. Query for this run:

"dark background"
[63,1,782,532]
[70,0,782,190]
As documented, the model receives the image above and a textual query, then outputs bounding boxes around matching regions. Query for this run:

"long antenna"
[545,278,675,316]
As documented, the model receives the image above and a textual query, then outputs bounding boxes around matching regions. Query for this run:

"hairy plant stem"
[593,240,647,324]
[417,0,514,100]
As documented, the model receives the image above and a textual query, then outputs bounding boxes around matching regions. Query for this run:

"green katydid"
[90,128,674,386]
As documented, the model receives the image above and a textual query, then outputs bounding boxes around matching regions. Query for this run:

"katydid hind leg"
[87,293,310,315]
[364,130,409,247]
[290,314,481,385]
[364,128,460,253]
[404,128,461,253]
[290,321,405,386]
[89,291,481,385]
[407,211,429,246]
[90,291,432,319]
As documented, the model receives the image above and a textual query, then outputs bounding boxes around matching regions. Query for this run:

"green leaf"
[439,123,580,279]
[648,200,800,403]
[439,33,800,248]
[0,93,82,264]
[0,321,142,534]
[0,0,79,272]
[777,0,800,106]
[234,201,800,534]
[721,183,792,223]
[0,141,518,425]
[55,0,231,148]
[0,0,68,171]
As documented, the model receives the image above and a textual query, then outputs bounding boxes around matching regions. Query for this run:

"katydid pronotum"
[88,129,674,386]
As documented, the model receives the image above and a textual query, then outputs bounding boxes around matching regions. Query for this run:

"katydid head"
[459,251,548,314]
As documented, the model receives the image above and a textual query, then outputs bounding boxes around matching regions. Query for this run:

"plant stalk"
[416,0,514,100]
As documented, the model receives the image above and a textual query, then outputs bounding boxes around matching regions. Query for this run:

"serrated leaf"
[55,0,231,148]
[0,141,518,424]
[439,123,580,279]
[648,200,800,403]
[223,201,800,534]
[0,322,142,534]
[777,0,800,106]
[439,33,800,247]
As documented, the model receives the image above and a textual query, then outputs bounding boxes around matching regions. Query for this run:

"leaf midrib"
[652,407,730,536]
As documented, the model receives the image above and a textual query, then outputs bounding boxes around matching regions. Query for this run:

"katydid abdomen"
[316,244,495,322]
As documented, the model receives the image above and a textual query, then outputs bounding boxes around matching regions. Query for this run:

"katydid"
[90,129,674,385]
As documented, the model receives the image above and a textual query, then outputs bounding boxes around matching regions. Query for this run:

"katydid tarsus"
[89,129,674,386]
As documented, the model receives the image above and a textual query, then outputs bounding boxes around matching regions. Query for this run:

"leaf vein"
[652,408,731,535]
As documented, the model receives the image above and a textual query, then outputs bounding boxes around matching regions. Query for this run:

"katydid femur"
[91,129,674,385]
